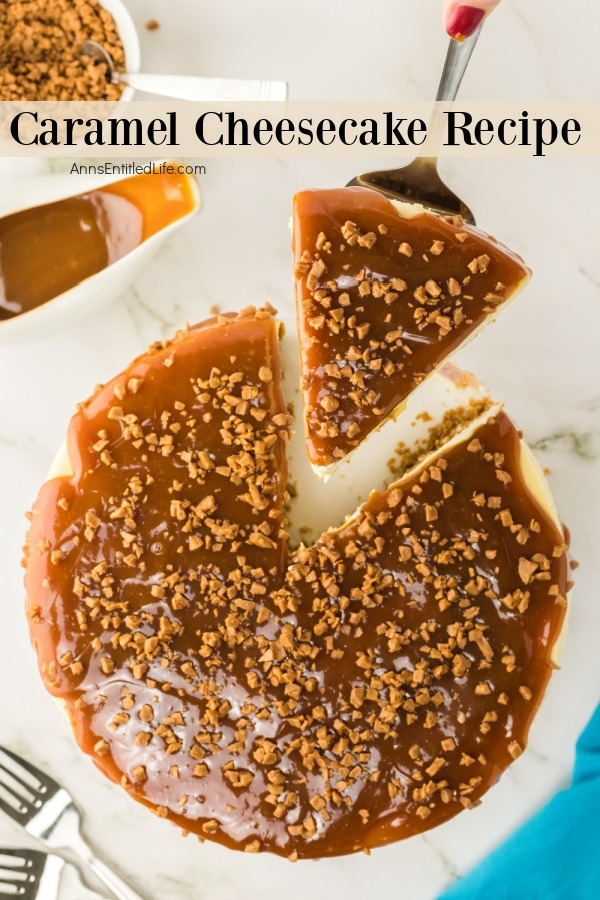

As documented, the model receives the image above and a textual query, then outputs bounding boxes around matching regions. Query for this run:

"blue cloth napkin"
[439,705,600,900]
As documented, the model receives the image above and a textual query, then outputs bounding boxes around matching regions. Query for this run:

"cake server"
[81,40,288,101]
[0,847,103,899]
[0,746,144,900]
[347,27,483,224]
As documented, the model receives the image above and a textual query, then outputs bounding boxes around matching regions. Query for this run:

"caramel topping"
[25,310,568,859]
[293,187,530,470]
[0,171,196,321]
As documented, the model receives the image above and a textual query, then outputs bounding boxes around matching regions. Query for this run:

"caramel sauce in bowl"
[0,164,200,342]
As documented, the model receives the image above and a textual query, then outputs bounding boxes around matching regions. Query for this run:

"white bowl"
[0,165,201,343]
[98,0,141,100]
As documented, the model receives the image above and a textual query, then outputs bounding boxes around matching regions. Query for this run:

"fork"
[347,26,484,224]
[0,848,102,899]
[0,747,143,900]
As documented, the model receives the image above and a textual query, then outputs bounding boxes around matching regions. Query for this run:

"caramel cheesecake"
[25,307,569,859]
[293,187,530,476]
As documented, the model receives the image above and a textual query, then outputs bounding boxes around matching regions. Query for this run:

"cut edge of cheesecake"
[316,399,568,667]
[43,328,566,677]
[46,310,283,483]
[309,264,531,482]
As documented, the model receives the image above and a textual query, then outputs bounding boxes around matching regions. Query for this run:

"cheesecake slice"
[293,186,531,475]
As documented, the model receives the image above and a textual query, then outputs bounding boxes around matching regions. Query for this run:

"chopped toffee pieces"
[293,187,531,472]
[0,0,125,101]
[25,310,568,859]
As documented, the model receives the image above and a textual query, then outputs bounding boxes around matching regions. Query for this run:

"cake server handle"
[120,72,288,101]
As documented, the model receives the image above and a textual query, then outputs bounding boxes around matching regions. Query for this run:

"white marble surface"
[0,1,599,898]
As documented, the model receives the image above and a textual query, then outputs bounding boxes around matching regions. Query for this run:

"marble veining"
[0,1,599,897]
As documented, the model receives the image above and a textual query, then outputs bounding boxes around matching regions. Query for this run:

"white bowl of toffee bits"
[0,164,201,341]
[0,0,140,101]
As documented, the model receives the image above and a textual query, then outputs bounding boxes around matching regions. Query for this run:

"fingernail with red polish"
[446,5,485,40]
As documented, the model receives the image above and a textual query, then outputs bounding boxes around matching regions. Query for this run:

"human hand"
[442,1,501,41]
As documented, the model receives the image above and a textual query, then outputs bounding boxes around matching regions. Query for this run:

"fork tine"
[0,848,45,898]
[0,762,42,803]
[0,791,30,821]
[0,848,35,866]
[0,875,25,892]
[0,856,30,890]
[0,749,56,793]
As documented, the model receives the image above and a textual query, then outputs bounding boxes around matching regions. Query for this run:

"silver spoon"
[347,27,483,224]
[81,40,287,101]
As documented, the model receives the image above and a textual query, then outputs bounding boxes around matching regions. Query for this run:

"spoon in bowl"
[81,40,287,101]
[347,27,483,224]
